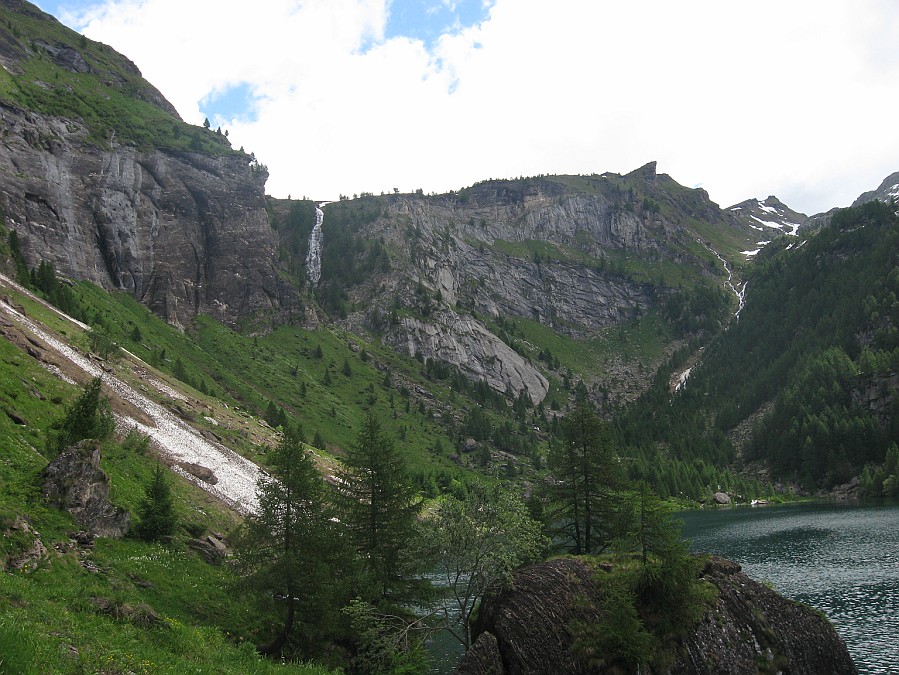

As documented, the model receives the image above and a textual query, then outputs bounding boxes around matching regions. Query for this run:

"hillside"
[0,1,292,329]
[270,163,762,409]
[617,198,899,496]
[4,0,895,502]
[0,269,339,671]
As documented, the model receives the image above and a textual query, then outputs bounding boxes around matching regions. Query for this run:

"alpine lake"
[427,500,899,673]
[679,500,899,674]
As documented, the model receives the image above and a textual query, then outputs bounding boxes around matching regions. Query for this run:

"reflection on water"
[679,502,899,674]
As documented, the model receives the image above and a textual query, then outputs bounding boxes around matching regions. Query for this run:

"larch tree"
[233,425,338,656]
[546,401,621,554]
[337,413,420,600]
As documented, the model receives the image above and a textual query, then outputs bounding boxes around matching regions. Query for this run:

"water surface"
[679,502,899,674]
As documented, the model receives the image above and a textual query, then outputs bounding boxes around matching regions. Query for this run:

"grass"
[0,4,239,155]
[0,320,336,672]
[0,553,335,673]
[494,311,675,379]
[16,278,471,481]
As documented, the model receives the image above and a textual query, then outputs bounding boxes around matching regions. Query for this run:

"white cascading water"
[305,204,325,286]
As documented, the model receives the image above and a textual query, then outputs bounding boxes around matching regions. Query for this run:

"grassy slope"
[0,333,333,673]
[0,3,236,155]
[71,282,466,477]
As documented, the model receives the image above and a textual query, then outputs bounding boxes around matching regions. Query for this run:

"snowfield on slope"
[0,273,262,514]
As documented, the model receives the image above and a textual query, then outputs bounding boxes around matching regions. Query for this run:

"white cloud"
[65,0,899,213]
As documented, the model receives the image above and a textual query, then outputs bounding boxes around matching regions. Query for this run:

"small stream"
[698,239,746,319]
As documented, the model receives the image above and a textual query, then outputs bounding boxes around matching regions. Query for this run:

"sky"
[34,0,899,215]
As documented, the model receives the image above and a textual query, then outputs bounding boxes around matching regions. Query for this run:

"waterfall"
[306,204,325,286]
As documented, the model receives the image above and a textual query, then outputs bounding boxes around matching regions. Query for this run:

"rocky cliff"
[278,165,759,403]
[455,556,856,675]
[0,2,291,328]
[852,170,899,215]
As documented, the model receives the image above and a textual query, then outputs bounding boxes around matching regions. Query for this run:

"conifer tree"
[47,376,115,455]
[546,401,620,554]
[136,463,176,541]
[234,425,340,656]
[337,413,420,599]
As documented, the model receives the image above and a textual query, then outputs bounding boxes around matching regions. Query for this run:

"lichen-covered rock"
[41,439,130,538]
[1,514,47,572]
[455,556,857,675]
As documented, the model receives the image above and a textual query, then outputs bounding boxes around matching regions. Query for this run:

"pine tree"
[136,463,176,541]
[337,413,420,599]
[47,376,115,455]
[233,425,342,656]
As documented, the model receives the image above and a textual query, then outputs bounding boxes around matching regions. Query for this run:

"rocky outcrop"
[851,170,899,209]
[1,514,47,572]
[300,163,761,403]
[455,556,856,675]
[41,439,130,538]
[386,309,548,404]
[0,102,290,328]
[727,196,807,238]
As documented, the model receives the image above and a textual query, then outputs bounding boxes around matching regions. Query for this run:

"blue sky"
[31,1,899,215]
[383,0,491,44]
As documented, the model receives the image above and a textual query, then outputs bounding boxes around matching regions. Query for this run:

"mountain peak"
[852,170,899,208]
[727,195,807,241]
[627,161,658,180]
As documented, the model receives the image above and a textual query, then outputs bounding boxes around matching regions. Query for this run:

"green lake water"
[679,501,899,675]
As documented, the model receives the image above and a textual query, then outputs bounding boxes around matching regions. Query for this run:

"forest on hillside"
[617,200,899,495]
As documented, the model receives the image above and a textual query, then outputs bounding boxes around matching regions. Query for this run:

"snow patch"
[750,215,784,229]
[0,273,262,514]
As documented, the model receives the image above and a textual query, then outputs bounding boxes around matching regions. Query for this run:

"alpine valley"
[0,1,896,673]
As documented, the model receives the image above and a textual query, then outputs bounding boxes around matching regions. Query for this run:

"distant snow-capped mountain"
[726,196,807,256]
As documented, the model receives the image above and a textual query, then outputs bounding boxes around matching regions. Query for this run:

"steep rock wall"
[0,103,288,328]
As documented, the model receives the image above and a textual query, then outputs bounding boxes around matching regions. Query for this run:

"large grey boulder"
[455,556,856,675]
[42,439,130,538]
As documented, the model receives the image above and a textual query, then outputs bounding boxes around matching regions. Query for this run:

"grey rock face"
[336,175,689,402]
[385,309,549,404]
[41,439,130,538]
[0,103,290,328]
[851,170,899,208]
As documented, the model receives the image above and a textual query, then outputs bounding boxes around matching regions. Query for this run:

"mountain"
[852,170,899,207]
[270,164,761,404]
[0,0,766,407]
[0,1,295,328]
[2,0,896,499]
[727,195,807,247]
[618,197,899,496]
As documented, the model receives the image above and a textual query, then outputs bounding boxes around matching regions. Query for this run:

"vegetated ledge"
[455,556,857,675]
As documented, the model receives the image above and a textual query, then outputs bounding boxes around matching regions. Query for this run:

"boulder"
[42,439,130,538]
[1,515,47,572]
[455,556,857,675]
[713,491,731,505]
[187,533,228,564]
